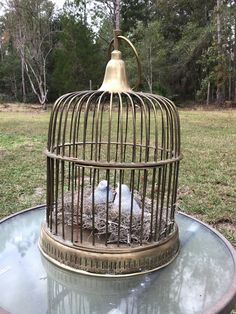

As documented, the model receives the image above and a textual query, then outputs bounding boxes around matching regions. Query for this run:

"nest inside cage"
[57,186,168,245]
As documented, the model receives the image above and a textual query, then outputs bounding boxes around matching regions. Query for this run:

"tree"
[0,49,21,101]
[0,19,22,101]
[151,0,218,102]
[121,0,155,33]
[227,0,236,102]
[4,0,56,107]
[216,0,224,105]
[50,0,104,96]
[93,0,155,34]
[0,0,235,106]
[127,20,167,94]
[93,0,118,29]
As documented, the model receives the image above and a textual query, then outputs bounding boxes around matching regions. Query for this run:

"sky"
[53,0,65,9]
[0,0,66,15]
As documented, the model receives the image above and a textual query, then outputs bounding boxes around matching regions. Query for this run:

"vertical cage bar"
[50,93,75,151]
[94,94,103,160]
[60,95,77,191]
[92,168,96,245]
[118,94,124,177]
[107,93,113,163]
[144,101,150,163]
[90,105,96,184]
[137,104,143,190]
[94,93,105,187]
[123,95,129,162]
[61,160,65,239]
[105,169,110,246]
[154,166,162,241]
[97,101,105,183]
[74,93,90,160]
[49,158,54,232]
[80,167,85,243]
[150,167,156,241]
[114,95,121,187]
[129,169,135,245]
[46,157,51,226]
[118,169,122,246]
[170,161,180,229]
[158,163,167,240]
[165,163,173,234]
[71,162,75,242]
[55,159,59,235]
[76,166,80,243]
[140,169,148,245]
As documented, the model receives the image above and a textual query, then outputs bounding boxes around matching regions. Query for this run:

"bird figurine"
[90,180,113,205]
[113,184,141,215]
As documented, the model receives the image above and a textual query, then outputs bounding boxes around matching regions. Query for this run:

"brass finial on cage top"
[99,31,141,93]
[39,31,182,277]
[99,49,131,93]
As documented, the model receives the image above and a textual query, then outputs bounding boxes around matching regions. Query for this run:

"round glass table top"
[0,206,235,314]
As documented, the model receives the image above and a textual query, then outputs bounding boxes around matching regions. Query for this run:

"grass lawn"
[0,105,236,246]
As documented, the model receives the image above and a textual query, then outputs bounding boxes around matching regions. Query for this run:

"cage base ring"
[39,222,180,277]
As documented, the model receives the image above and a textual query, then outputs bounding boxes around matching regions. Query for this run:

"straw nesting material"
[58,187,166,244]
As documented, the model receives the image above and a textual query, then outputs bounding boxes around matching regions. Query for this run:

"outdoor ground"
[0,103,235,247]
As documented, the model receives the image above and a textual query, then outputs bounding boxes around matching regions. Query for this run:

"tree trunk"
[21,55,26,103]
[24,61,47,107]
[0,40,3,62]
[216,0,224,105]
[114,0,121,30]
[149,45,153,93]
[211,87,214,102]
[13,74,17,100]
[207,81,211,105]
[229,73,232,101]
[234,82,236,103]
[217,0,222,45]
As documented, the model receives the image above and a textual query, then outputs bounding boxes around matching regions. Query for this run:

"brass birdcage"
[39,32,182,276]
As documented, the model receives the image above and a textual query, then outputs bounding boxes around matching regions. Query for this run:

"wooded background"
[0,0,236,107]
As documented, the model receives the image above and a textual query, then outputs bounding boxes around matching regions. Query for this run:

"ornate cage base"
[39,222,180,277]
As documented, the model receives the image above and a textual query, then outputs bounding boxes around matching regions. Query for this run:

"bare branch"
[4,0,55,105]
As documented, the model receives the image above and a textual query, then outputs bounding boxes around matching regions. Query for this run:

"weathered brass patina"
[39,30,182,276]
[99,50,131,93]
[39,222,179,276]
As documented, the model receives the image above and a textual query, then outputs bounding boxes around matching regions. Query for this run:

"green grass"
[0,107,235,245]
[178,110,236,245]
[0,111,49,216]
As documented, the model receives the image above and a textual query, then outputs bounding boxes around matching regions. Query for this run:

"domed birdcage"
[39,32,182,276]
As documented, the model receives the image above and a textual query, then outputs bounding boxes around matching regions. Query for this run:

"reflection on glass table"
[0,207,235,314]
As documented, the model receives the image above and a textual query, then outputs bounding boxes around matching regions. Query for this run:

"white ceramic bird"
[113,184,141,215]
[90,180,113,205]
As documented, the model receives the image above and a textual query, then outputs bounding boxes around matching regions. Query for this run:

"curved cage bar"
[39,35,182,276]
